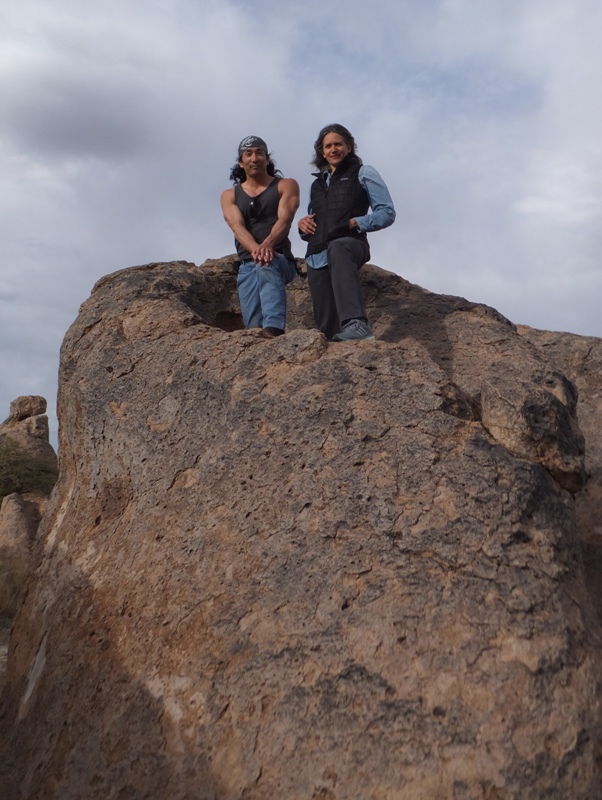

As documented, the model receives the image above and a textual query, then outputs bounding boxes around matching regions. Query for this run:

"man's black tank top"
[233,178,294,262]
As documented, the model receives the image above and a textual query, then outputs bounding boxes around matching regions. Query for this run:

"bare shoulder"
[278,177,300,194]
[220,187,235,206]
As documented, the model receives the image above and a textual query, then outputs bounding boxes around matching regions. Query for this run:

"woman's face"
[322,132,351,171]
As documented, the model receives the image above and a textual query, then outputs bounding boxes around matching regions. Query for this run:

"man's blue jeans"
[237,254,297,330]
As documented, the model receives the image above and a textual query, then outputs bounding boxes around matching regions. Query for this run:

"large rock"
[1,258,600,799]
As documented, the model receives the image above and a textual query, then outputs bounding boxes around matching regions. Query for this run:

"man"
[221,136,300,337]
[298,124,396,341]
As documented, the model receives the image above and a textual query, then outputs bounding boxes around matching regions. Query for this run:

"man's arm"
[220,188,262,256]
[221,179,300,265]
[259,178,300,260]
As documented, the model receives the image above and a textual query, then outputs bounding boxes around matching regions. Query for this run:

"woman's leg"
[307,266,341,340]
[326,237,370,325]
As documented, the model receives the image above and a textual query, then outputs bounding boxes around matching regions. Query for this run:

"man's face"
[322,133,351,171]
[239,147,268,177]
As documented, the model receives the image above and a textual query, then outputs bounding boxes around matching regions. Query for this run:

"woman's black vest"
[305,157,370,257]
[233,178,294,262]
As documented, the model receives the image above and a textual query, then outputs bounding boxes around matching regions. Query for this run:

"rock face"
[1,258,601,799]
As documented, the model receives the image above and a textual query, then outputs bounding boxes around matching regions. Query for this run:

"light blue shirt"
[305,165,396,269]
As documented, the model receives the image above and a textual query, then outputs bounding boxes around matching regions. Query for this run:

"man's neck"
[242,172,273,194]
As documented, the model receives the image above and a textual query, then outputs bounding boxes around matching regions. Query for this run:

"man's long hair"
[229,157,282,184]
[311,123,363,170]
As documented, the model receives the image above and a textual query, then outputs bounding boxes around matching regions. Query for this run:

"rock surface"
[0,397,57,631]
[1,395,54,455]
[1,258,600,799]
[517,325,602,652]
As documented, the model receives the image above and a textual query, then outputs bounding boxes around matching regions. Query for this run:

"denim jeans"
[237,254,297,330]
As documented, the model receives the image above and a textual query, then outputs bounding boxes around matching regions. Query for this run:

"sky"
[1,0,601,447]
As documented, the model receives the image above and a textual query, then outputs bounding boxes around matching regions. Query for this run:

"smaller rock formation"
[0,396,58,630]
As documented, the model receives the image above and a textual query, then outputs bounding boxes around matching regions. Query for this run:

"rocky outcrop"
[1,258,600,799]
[0,397,57,627]
[1,395,52,451]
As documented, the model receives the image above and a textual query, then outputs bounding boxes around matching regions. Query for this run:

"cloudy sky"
[1,0,601,446]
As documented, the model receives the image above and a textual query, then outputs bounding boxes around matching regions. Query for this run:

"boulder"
[7,396,47,423]
[0,258,600,799]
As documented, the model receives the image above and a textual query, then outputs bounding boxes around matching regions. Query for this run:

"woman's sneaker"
[332,319,375,341]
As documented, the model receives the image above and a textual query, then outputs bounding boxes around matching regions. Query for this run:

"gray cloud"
[2,74,151,160]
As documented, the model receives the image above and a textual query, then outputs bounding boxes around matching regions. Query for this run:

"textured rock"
[1,258,600,799]
[517,326,602,642]
[0,395,55,462]
[0,493,40,552]
[0,397,57,629]
[0,629,7,696]
[7,396,47,423]
[0,495,33,633]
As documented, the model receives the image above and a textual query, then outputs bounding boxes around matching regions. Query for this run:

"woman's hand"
[298,214,317,235]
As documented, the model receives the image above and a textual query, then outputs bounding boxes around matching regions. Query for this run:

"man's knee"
[269,254,296,284]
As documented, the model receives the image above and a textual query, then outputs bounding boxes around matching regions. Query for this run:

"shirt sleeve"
[355,165,396,233]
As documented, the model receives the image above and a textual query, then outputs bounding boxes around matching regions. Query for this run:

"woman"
[298,124,396,341]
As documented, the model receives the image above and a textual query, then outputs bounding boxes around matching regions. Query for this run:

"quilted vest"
[305,157,369,257]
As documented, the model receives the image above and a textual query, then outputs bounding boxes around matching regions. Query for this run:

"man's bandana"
[238,136,268,157]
